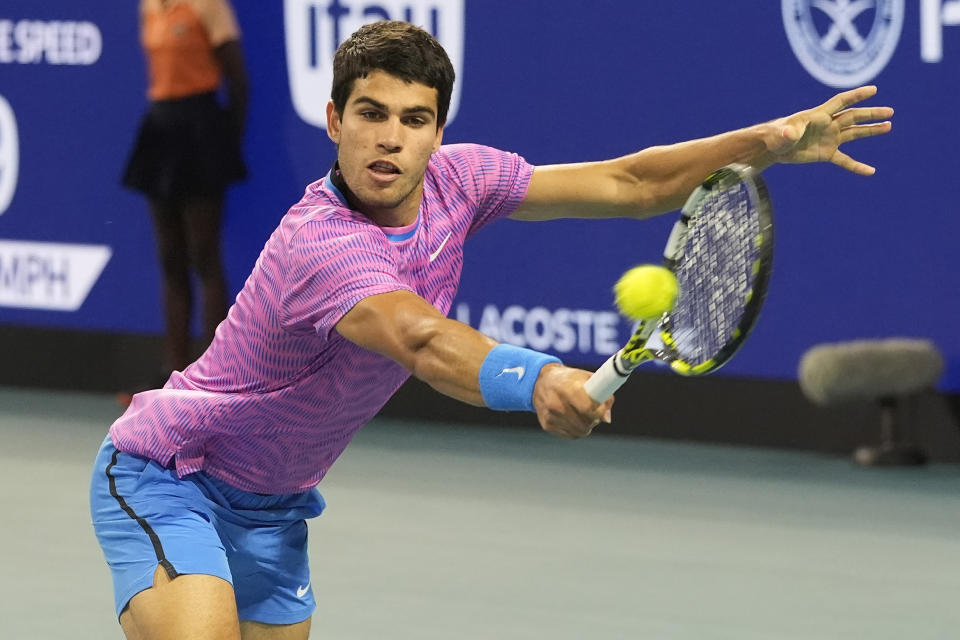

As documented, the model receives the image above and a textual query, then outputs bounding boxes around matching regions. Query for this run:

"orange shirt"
[141,0,241,101]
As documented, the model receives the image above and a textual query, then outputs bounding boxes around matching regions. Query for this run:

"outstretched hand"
[767,85,893,175]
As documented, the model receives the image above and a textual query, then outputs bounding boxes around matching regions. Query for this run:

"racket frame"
[584,164,774,403]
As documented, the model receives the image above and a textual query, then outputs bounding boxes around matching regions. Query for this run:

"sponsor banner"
[454,303,623,358]
[284,0,464,129]
[0,240,111,312]
[1,1,958,389]
[0,19,102,65]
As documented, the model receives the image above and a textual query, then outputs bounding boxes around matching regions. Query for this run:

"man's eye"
[361,111,382,120]
[405,118,426,127]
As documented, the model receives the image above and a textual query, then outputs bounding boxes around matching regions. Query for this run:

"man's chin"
[360,194,404,211]
[352,186,412,213]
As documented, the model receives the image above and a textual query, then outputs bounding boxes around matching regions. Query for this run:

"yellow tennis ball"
[613,265,678,320]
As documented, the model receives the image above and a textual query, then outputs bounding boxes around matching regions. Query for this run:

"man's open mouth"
[368,161,401,174]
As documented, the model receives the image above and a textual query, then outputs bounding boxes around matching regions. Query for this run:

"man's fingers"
[833,106,894,128]
[831,149,876,175]
[543,408,597,439]
[838,122,893,144]
[543,414,579,439]
[600,397,613,424]
[821,85,877,115]
[583,397,613,429]
[568,398,609,436]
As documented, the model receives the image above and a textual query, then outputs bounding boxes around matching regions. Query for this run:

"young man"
[91,20,893,640]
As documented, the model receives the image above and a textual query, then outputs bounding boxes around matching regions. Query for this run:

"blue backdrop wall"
[1,1,958,390]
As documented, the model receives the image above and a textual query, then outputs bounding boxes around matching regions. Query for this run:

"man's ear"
[432,124,444,153]
[326,101,341,144]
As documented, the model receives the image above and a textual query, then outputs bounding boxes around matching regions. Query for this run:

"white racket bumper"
[584,352,630,403]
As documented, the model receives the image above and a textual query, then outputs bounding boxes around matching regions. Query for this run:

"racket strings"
[669,182,759,366]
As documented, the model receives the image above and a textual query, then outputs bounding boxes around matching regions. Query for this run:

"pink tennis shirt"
[110,144,534,494]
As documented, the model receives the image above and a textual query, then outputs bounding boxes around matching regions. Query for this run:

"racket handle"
[584,352,630,403]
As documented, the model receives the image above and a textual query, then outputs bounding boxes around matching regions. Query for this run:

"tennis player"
[90,20,893,639]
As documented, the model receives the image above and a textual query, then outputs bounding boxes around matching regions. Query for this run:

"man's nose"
[377,117,403,154]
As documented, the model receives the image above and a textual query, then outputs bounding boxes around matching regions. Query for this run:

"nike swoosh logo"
[497,365,525,381]
[297,583,310,598]
[428,232,453,262]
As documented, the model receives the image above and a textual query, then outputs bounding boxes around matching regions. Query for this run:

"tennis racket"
[584,163,774,403]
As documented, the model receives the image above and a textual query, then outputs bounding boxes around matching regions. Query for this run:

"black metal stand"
[853,396,928,466]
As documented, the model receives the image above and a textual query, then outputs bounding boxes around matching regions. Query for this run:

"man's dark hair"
[331,21,455,128]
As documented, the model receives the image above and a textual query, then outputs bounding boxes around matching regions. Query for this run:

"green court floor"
[2,386,959,639]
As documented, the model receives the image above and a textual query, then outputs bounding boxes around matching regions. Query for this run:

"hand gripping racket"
[584,163,774,403]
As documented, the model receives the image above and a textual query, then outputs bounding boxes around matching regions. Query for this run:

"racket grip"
[584,353,630,403]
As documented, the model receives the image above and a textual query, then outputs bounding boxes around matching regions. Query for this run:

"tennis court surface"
[2,385,959,639]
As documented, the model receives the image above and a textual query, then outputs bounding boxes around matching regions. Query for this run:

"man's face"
[326,70,444,225]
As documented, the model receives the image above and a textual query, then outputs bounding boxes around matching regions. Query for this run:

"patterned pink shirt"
[109,144,534,494]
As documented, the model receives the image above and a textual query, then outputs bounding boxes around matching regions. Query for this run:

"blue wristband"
[478,344,562,412]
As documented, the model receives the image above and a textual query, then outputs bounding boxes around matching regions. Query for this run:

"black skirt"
[122,91,247,201]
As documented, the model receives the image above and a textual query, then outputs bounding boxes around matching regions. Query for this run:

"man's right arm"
[334,290,612,439]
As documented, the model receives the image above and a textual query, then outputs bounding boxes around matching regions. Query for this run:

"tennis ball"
[613,265,678,320]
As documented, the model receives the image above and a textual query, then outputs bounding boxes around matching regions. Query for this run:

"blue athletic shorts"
[89,436,325,625]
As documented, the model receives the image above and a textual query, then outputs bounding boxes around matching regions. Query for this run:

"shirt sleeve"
[198,0,241,47]
[433,144,534,236]
[281,218,414,340]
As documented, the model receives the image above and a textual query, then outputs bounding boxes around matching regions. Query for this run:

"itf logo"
[284,0,464,129]
[782,0,904,87]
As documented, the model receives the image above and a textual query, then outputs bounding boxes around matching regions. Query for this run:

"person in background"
[121,0,248,399]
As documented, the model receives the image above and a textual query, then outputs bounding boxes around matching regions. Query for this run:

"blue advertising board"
[1,1,958,390]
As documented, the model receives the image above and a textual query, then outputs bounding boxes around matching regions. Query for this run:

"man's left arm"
[511,85,893,222]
